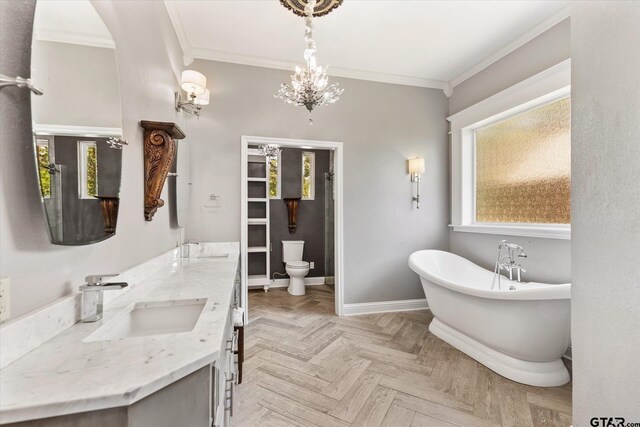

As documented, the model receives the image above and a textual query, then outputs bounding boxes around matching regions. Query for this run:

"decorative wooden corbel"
[140,121,185,221]
[283,198,301,234]
[95,196,119,234]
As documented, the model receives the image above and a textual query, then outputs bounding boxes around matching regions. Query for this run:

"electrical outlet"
[310,262,315,269]
[0,277,11,323]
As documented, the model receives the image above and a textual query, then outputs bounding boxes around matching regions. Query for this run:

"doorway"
[240,136,344,324]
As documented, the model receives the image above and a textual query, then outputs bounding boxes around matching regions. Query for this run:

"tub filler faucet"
[80,274,128,322]
[491,240,527,290]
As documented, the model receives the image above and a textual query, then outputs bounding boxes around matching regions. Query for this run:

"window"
[36,138,52,198]
[302,152,315,200]
[268,152,281,198]
[449,60,571,239]
[78,140,98,199]
[475,97,570,224]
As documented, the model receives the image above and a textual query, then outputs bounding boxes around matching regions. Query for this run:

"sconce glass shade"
[408,157,425,174]
[194,89,210,106]
[181,70,207,96]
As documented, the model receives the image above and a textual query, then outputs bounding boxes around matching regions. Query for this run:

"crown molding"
[34,28,114,49]
[449,6,570,88]
[33,124,122,137]
[163,0,568,95]
[163,0,193,66]
[190,46,447,90]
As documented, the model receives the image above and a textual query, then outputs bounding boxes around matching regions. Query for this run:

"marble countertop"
[0,243,239,424]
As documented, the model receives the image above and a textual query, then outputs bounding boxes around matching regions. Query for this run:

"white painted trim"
[449,60,571,240]
[241,136,345,323]
[447,59,571,125]
[451,224,570,240]
[163,1,194,66]
[34,28,115,49]
[343,299,429,316]
[449,6,570,88]
[33,124,122,138]
[189,47,447,89]
[250,277,327,289]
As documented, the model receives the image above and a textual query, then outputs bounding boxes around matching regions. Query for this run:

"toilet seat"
[286,261,309,269]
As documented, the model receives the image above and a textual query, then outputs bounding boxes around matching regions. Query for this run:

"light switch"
[310,262,315,269]
[204,194,221,208]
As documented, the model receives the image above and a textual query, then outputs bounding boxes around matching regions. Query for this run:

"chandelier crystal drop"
[275,0,343,123]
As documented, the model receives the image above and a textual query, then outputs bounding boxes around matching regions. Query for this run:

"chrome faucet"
[491,240,527,290]
[79,274,128,322]
[181,240,200,258]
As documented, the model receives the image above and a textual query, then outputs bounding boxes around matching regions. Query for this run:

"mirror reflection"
[31,0,123,245]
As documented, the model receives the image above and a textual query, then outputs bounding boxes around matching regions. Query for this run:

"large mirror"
[31,0,123,245]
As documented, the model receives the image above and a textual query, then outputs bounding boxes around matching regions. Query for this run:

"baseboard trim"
[249,277,326,289]
[343,298,429,316]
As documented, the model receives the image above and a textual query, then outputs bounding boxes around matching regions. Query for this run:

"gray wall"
[0,0,185,318]
[31,40,121,128]
[270,148,330,278]
[448,19,572,284]
[185,60,450,304]
[571,3,640,422]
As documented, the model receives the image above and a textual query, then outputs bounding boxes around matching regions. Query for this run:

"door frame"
[240,135,345,324]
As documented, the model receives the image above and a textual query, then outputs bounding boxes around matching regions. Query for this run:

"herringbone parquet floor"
[235,285,572,427]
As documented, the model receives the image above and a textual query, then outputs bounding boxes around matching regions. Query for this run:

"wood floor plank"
[260,388,349,427]
[529,404,565,427]
[258,361,330,393]
[411,412,458,427]
[329,369,382,422]
[351,385,396,427]
[258,372,339,413]
[379,374,473,412]
[259,410,314,427]
[394,391,500,427]
[381,403,415,427]
[473,365,503,425]
[498,380,536,427]
[321,358,371,400]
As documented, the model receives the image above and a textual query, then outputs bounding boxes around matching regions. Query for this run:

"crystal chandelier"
[257,144,281,158]
[275,0,344,124]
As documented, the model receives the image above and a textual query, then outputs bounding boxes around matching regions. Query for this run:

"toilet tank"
[282,240,304,263]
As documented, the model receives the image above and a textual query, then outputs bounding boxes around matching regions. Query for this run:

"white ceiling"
[34,0,114,49]
[164,0,569,92]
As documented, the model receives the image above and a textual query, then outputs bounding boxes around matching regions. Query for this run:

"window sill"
[450,224,570,240]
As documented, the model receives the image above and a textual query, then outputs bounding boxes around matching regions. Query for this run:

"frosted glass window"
[474,97,571,224]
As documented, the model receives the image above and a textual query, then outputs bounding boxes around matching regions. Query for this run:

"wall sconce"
[408,157,425,209]
[175,70,209,118]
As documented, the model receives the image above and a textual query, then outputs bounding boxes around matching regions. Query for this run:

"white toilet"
[282,240,310,296]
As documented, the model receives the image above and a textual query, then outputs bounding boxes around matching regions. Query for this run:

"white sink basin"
[84,298,207,342]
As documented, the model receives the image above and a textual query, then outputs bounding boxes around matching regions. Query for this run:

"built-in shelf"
[246,147,271,292]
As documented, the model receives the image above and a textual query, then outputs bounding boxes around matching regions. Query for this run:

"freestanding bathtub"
[408,250,571,387]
